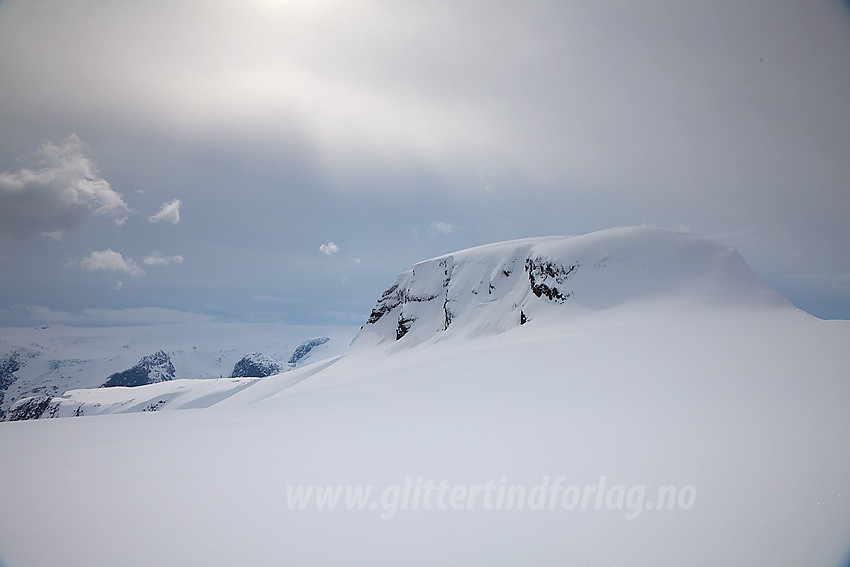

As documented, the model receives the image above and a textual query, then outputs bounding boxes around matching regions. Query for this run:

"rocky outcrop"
[526,257,577,302]
[288,337,330,365]
[0,353,22,420]
[231,353,287,378]
[6,395,56,421]
[102,350,176,387]
[0,348,41,420]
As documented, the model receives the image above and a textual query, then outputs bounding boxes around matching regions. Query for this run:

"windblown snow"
[0,227,847,567]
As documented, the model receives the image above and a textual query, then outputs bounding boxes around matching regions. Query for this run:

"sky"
[0,0,849,326]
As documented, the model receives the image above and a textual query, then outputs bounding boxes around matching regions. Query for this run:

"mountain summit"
[352,227,790,350]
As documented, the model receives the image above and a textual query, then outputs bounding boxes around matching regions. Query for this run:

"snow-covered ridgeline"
[352,227,790,351]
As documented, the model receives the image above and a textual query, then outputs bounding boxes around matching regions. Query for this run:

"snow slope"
[0,227,847,567]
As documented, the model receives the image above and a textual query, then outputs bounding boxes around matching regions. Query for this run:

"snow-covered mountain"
[102,350,176,387]
[0,227,848,567]
[0,322,357,418]
[231,352,288,378]
[231,337,332,377]
[353,227,789,351]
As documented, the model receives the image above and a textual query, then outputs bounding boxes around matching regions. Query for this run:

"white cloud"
[0,134,131,238]
[319,241,339,256]
[429,221,457,236]
[80,249,144,277]
[143,251,185,266]
[148,199,182,225]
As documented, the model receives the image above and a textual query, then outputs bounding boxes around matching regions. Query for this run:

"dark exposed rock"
[367,284,403,324]
[525,258,577,303]
[7,395,54,421]
[0,353,21,420]
[396,316,415,340]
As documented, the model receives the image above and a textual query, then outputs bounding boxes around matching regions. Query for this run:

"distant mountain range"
[0,323,355,420]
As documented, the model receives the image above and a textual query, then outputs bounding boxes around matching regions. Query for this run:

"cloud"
[785,272,850,290]
[0,134,131,238]
[12,305,219,326]
[319,241,339,256]
[76,307,219,326]
[143,251,185,266]
[251,295,305,303]
[148,199,182,225]
[11,304,71,323]
[321,310,367,323]
[80,249,144,277]
[428,221,457,236]
[0,1,849,323]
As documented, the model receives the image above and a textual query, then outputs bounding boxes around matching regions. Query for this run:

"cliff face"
[352,227,790,351]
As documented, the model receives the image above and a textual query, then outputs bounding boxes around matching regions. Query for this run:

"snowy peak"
[102,350,176,387]
[352,227,790,350]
